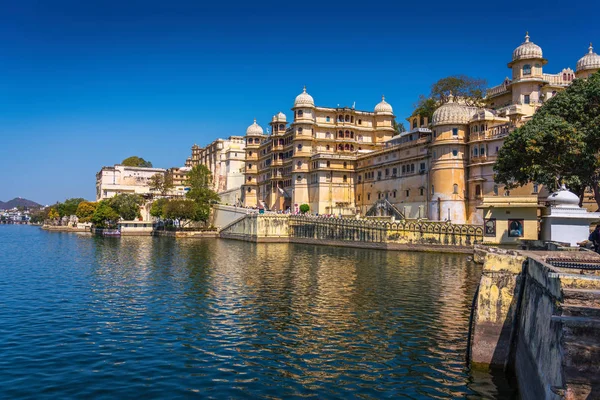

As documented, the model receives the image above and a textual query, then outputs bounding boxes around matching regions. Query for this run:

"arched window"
[480,124,485,132]
[412,119,417,129]
[248,163,252,169]
[326,116,330,122]
[343,162,347,168]
[344,144,350,150]
[345,130,350,138]
[563,73,567,81]
[493,185,499,196]
[298,127,303,134]
[326,145,330,151]
[338,115,343,122]
[297,110,303,117]
[358,119,362,125]
[248,151,253,156]
[345,115,350,122]
[453,184,458,194]
[247,176,252,182]
[350,145,354,151]
[327,161,330,167]
[480,147,485,156]
[297,161,302,168]
[350,131,354,139]
[473,147,478,156]
[523,64,532,75]
[475,184,481,197]
[247,187,251,193]
[338,130,343,138]
[279,124,285,130]
[343,175,347,182]
[338,144,343,150]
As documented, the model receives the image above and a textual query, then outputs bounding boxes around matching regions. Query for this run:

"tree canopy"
[150,197,169,218]
[393,121,406,136]
[121,156,153,168]
[163,199,197,221]
[91,201,120,228]
[412,75,487,121]
[185,165,220,223]
[494,71,600,208]
[108,194,143,221]
[56,198,86,217]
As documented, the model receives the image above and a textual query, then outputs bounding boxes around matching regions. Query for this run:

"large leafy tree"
[412,75,487,122]
[185,165,220,223]
[121,156,153,168]
[393,121,406,136]
[75,201,97,222]
[163,199,197,221]
[91,201,120,228]
[108,194,144,221]
[494,71,600,208]
[56,198,86,217]
[150,198,169,219]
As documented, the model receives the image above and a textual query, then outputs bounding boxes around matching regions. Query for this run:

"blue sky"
[1,0,598,204]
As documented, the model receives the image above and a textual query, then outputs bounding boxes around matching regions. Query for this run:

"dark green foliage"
[150,198,169,218]
[108,194,143,221]
[91,201,120,228]
[56,198,86,217]
[163,199,196,221]
[121,156,153,168]
[495,71,600,207]
[299,204,310,214]
[185,165,220,223]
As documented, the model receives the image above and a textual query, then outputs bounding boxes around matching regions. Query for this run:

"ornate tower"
[508,32,547,110]
[428,100,470,223]
[242,119,264,207]
[373,96,395,143]
[290,87,316,210]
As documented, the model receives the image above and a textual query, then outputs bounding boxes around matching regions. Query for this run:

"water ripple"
[0,225,515,398]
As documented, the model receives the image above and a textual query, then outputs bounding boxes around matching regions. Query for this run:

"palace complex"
[175,33,600,226]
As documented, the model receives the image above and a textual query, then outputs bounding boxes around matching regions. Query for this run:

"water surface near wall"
[0,225,514,398]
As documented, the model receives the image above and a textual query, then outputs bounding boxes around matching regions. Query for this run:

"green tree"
[163,199,196,221]
[30,208,50,224]
[108,194,144,221]
[150,197,169,218]
[299,204,310,214]
[91,201,120,228]
[148,172,174,195]
[75,201,97,222]
[412,75,487,121]
[494,71,600,208]
[121,156,153,168]
[56,198,86,217]
[185,165,220,223]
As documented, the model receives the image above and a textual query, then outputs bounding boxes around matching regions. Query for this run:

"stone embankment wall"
[152,230,218,239]
[219,214,483,253]
[212,204,253,229]
[42,224,91,233]
[471,248,600,399]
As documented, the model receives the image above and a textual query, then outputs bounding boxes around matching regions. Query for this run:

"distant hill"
[0,198,43,210]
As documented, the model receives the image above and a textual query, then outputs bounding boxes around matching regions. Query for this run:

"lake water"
[0,225,514,398]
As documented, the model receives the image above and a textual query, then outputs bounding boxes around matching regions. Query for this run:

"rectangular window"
[452,149,458,157]
[524,95,530,104]
[420,162,425,171]
[452,128,458,136]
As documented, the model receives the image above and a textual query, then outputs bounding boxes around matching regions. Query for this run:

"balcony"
[469,124,513,142]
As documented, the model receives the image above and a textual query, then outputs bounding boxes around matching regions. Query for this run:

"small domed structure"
[512,32,543,62]
[294,86,315,108]
[276,111,287,122]
[432,101,471,126]
[576,43,600,72]
[374,95,393,114]
[547,184,580,208]
[246,119,264,136]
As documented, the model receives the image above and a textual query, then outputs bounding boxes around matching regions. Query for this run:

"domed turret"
[432,101,471,126]
[576,43,600,73]
[374,95,393,115]
[512,32,543,62]
[547,185,580,208]
[293,86,315,108]
[246,119,264,136]
[275,111,287,122]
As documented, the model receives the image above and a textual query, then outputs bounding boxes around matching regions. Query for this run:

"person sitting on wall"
[589,224,600,253]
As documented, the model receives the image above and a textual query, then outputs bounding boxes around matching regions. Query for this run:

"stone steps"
[562,288,600,308]
[560,305,600,319]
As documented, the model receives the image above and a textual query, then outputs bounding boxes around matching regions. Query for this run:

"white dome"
[512,33,543,62]
[576,43,600,72]
[432,101,472,126]
[246,119,264,136]
[548,185,580,208]
[374,96,393,114]
[294,86,315,108]
[276,111,287,121]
